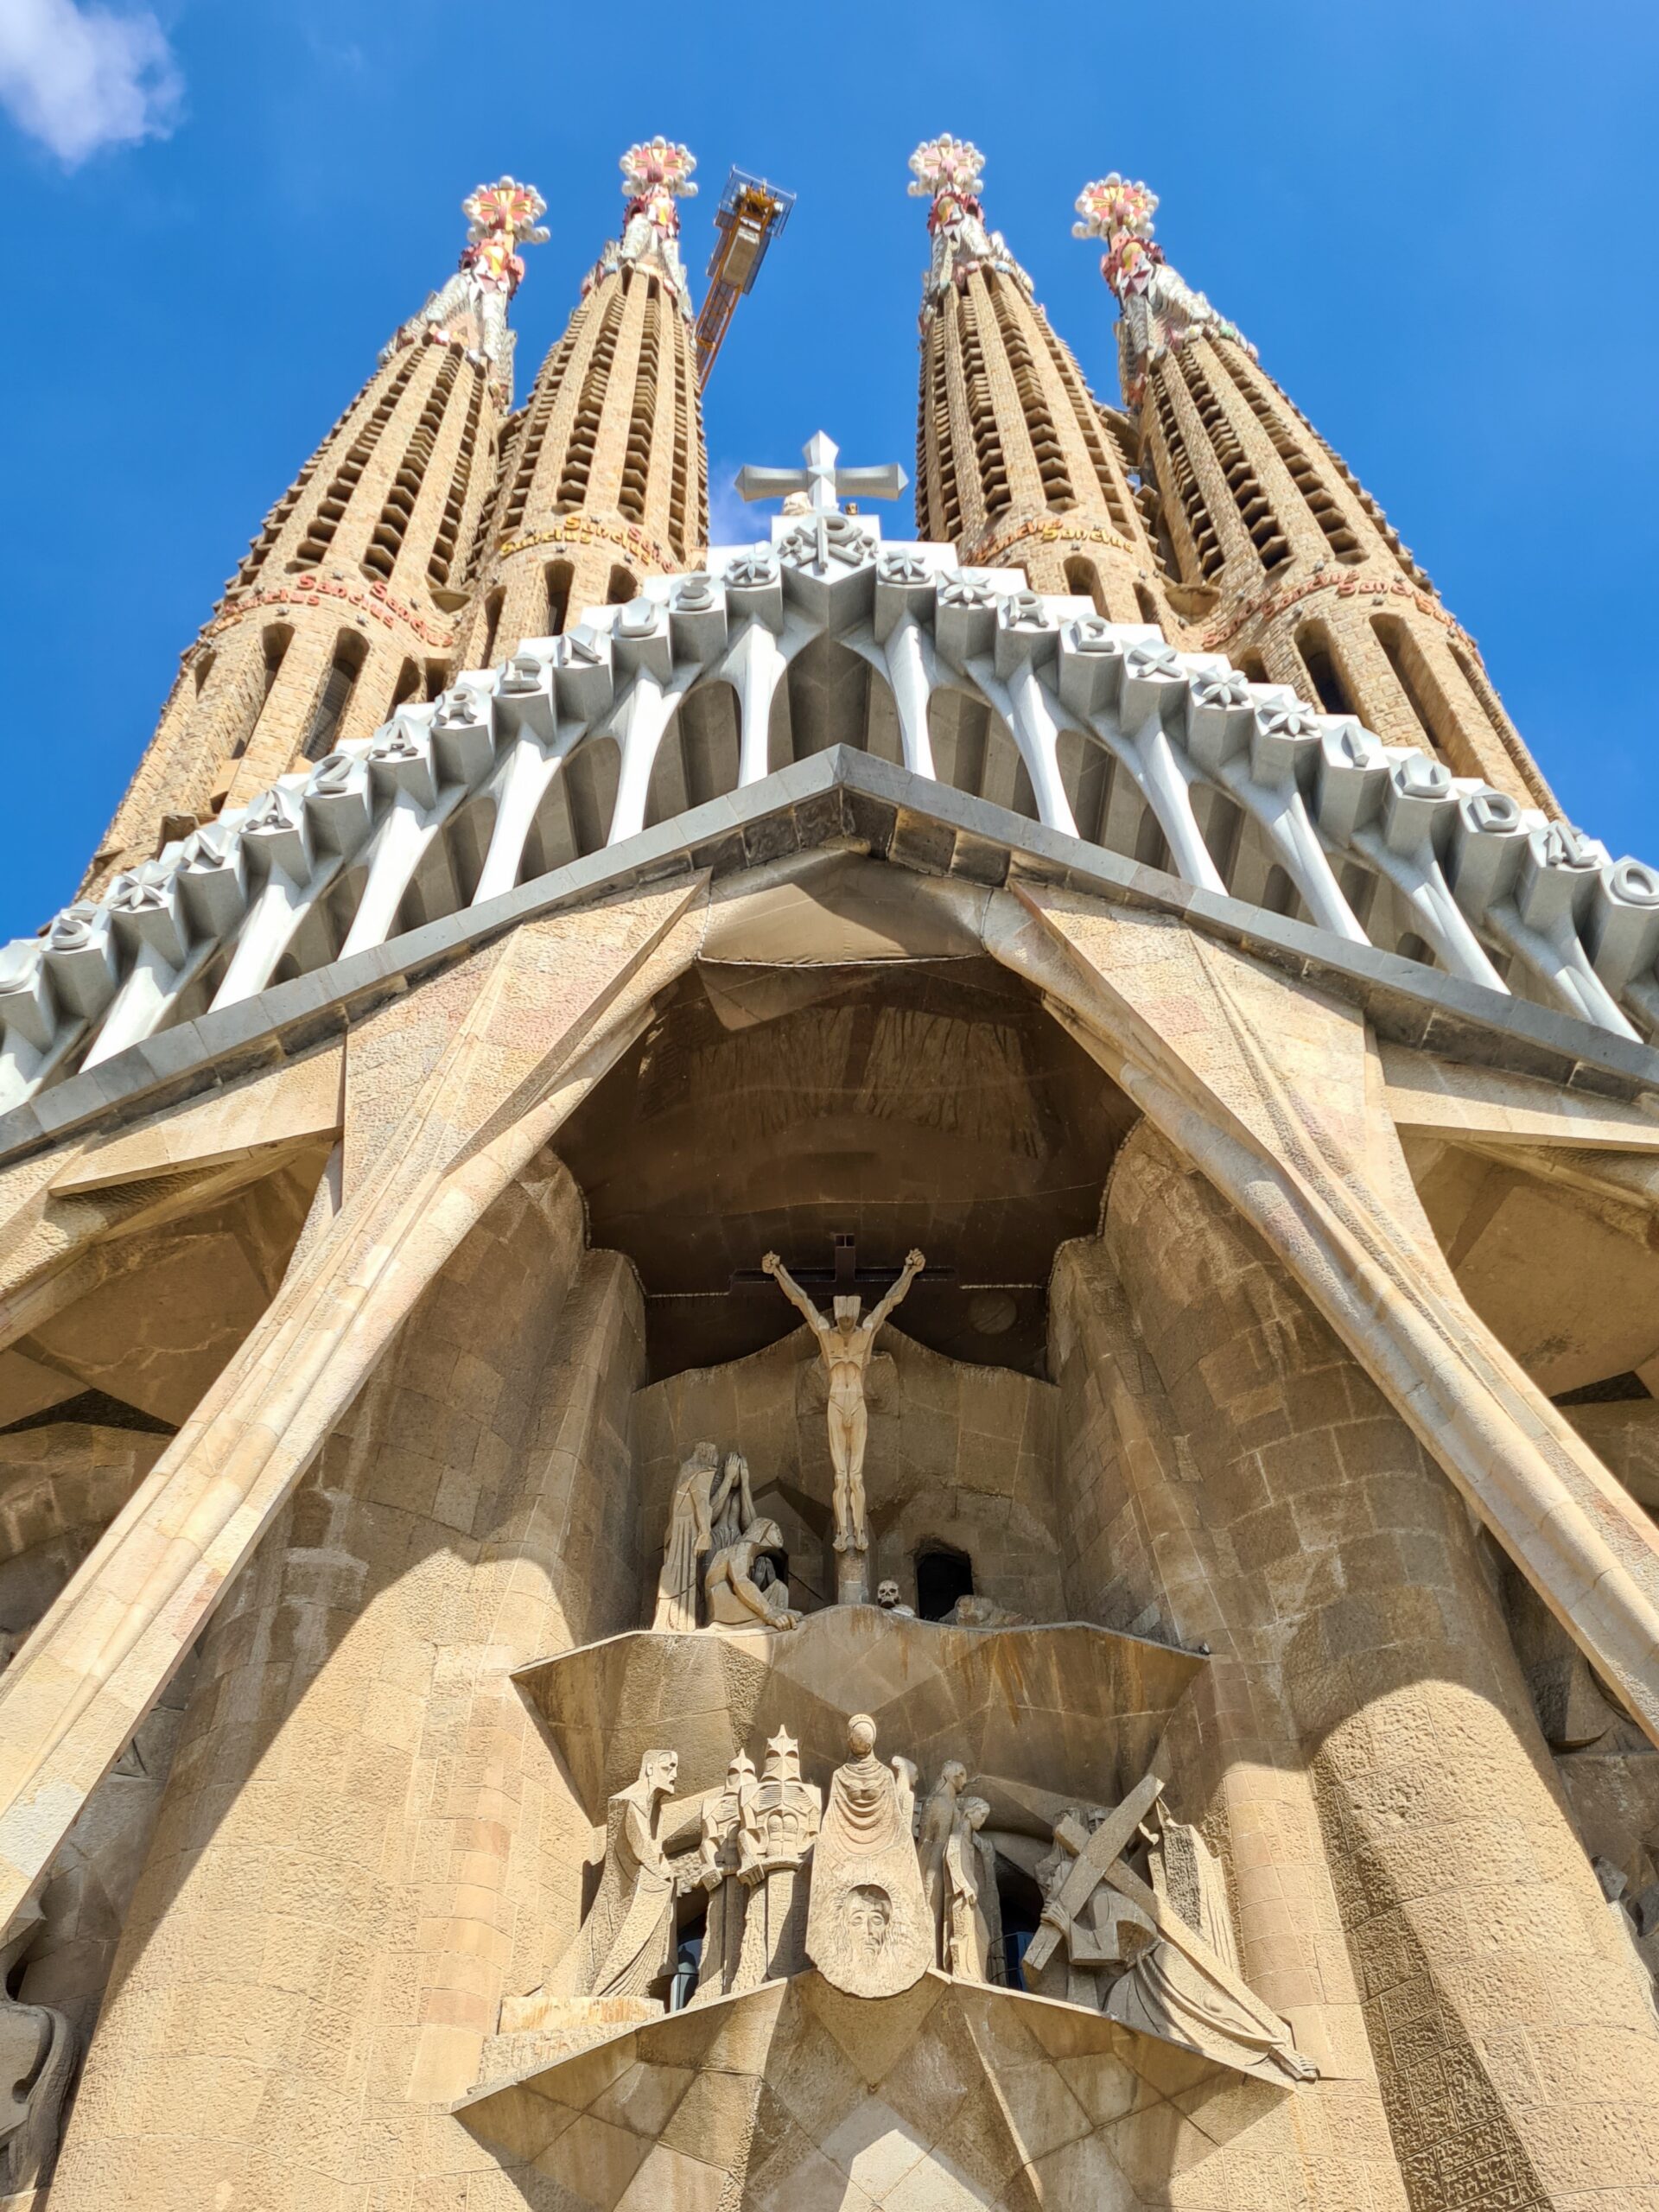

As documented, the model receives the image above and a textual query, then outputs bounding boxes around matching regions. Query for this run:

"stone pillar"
[1049,1235,1371,2088]
[1107,1120,1659,2209]
[50,1160,648,2210]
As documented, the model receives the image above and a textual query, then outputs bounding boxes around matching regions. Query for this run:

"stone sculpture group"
[509,1712,1316,2083]
[651,1444,798,1632]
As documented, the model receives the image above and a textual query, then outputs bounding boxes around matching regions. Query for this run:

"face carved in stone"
[845,1885,891,1954]
[876,1580,902,1609]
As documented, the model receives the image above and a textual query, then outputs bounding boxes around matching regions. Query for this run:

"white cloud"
[0,0,181,166]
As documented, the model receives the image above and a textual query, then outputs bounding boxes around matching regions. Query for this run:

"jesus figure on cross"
[761,1248,926,1555]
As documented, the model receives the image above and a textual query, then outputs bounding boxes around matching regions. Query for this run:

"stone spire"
[82,179,542,894]
[1076,171,1552,805]
[908,136,1165,620]
[463,137,709,667]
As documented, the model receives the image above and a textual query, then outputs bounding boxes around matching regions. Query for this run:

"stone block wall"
[48,1156,649,2209]
[1047,1118,1659,2209]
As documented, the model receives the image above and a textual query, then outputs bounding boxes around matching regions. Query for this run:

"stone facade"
[2,134,1658,2212]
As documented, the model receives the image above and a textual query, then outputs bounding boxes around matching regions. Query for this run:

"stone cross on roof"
[734,432,908,515]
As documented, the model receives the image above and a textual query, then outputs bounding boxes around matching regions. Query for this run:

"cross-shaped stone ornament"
[734,432,909,516]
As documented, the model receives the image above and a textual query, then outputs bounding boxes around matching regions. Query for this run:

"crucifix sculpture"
[761,1242,926,1592]
[734,431,908,516]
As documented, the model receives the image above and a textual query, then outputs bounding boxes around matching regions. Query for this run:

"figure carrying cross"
[735,431,908,517]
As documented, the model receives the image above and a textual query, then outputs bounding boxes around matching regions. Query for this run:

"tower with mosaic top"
[4,124,1658,2212]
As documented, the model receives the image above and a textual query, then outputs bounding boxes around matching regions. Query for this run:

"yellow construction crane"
[696,168,795,386]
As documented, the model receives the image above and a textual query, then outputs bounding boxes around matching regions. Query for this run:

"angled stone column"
[1048,1240,1376,2094]
[49,1160,648,2210]
[1105,1118,1659,2207]
[986,880,1659,1745]
[0,877,706,1938]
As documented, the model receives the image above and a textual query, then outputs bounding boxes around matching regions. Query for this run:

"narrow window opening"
[192,650,216,696]
[1236,652,1269,684]
[667,1907,704,2012]
[423,660,449,702]
[480,589,505,668]
[302,632,368,760]
[607,565,638,605]
[229,625,291,763]
[1134,584,1162,630]
[1296,625,1354,715]
[996,1862,1043,1991]
[1064,557,1106,616]
[391,659,422,709]
[1373,615,1454,758]
[914,1544,975,1623]
[544,560,575,637]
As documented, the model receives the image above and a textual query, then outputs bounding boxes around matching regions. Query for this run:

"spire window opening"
[365,353,458,584]
[556,286,626,512]
[958,289,1012,527]
[667,336,695,554]
[922,338,963,543]
[192,650,216,697]
[1177,350,1287,574]
[391,660,423,709]
[1295,624,1355,716]
[302,632,369,760]
[423,661,449,702]
[987,280,1073,510]
[1033,305,1135,535]
[1219,351,1364,563]
[231,454,319,593]
[1150,376,1222,582]
[543,561,574,636]
[1134,584,1162,630]
[429,359,486,600]
[291,357,416,572]
[503,323,579,537]
[1236,652,1269,685]
[618,302,662,526]
[1373,615,1456,760]
[607,566,637,606]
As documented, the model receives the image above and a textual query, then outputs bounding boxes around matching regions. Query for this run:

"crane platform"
[696,168,796,385]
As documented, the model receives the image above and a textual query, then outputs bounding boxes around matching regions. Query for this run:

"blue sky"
[2,0,1656,939]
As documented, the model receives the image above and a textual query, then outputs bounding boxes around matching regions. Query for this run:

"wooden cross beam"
[1023,1771,1161,1974]
[729,1234,955,1295]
